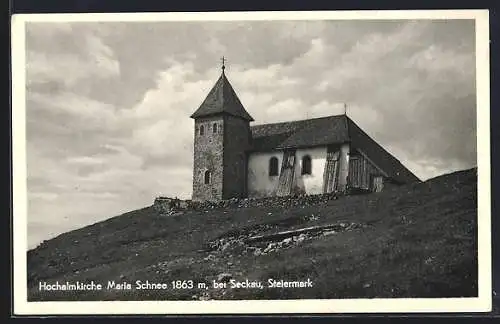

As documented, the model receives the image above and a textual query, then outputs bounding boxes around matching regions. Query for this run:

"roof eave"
[275,140,349,151]
[190,111,254,121]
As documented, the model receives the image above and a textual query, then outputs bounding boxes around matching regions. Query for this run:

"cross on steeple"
[221,56,226,72]
[191,56,254,122]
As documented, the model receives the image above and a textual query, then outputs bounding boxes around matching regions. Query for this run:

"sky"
[24,18,477,249]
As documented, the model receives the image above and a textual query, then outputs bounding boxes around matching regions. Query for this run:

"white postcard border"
[11,9,491,315]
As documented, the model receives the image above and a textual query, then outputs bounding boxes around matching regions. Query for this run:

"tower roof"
[190,70,254,121]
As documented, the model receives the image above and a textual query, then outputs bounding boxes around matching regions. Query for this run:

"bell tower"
[190,59,254,201]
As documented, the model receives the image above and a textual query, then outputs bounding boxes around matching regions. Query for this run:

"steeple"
[190,60,254,121]
[191,59,253,202]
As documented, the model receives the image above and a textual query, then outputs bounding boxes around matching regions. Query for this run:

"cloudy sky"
[24,17,477,249]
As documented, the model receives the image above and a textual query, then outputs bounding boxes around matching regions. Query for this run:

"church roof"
[190,71,254,121]
[250,114,420,184]
[250,115,349,151]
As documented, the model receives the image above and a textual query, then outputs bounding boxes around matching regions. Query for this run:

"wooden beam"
[355,148,389,178]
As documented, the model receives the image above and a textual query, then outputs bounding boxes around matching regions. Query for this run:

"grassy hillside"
[27,168,478,301]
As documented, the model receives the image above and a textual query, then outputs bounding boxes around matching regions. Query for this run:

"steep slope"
[27,168,478,301]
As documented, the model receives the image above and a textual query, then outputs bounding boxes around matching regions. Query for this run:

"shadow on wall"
[247,161,280,198]
[294,175,306,196]
[293,148,329,195]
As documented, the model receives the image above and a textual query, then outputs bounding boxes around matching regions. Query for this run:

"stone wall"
[153,191,359,216]
[222,115,251,199]
[192,114,251,201]
[192,116,225,201]
[153,197,189,213]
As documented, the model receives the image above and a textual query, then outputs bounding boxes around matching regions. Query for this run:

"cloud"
[23,19,477,248]
[66,156,105,166]
[26,25,120,92]
[28,91,119,126]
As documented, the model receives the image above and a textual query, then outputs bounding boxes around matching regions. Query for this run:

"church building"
[190,64,420,202]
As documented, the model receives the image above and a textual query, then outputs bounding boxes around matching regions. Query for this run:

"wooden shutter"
[323,150,340,193]
[276,149,297,196]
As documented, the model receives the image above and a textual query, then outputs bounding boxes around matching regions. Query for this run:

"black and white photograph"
[12,10,491,314]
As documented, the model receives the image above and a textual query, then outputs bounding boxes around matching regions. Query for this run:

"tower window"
[213,123,217,134]
[200,125,205,136]
[204,170,211,184]
[301,155,312,175]
[269,157,279,176]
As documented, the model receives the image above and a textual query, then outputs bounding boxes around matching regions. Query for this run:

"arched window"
[199,125,205,136]
[204,170,211,184]
[301,155,312,175]
[213,123,217,134]
[269,157,279,176]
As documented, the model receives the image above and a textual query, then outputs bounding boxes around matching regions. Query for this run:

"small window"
[213,123,217,134]
[301,155,312,175]
[204,170,211,184]
[200,125,205,136]
[269,157,279,176]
